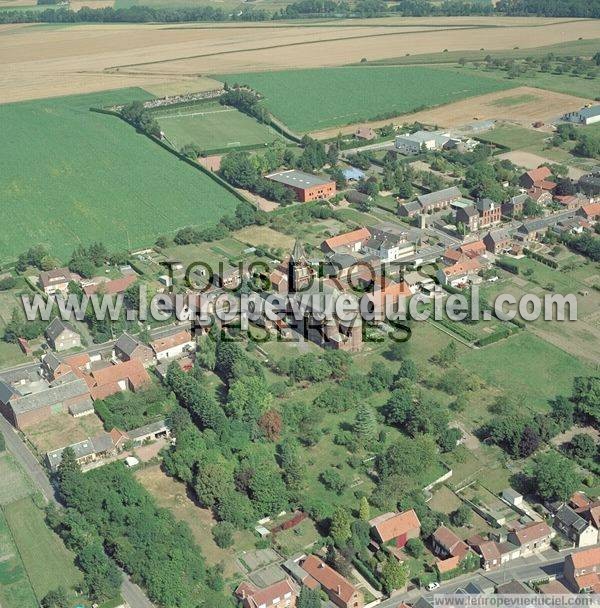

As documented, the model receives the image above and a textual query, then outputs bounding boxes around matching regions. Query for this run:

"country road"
[0,416,155,608]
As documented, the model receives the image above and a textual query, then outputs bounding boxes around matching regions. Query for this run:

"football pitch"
[0,88,240,262]
[154,101,282,151]
[216,66,515,133]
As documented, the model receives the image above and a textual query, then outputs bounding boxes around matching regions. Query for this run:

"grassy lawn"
[460,332,593,412]
[135,464,255,578]
[234,225,296,250]
[0,508,38,608]
[477,125,548,150]
[0,454,34,506]
[3,497,83,600]
[216,66,514,132]
[0,88,239,263]
[154,101,283,151]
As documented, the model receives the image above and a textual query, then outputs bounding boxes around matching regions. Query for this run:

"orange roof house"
[86,359,151,401]
[235,579,297,608]
[301,555,363,608]
[577,202,600,220]
[323,227,371,253]
[370,509,421,547]
[83,274,137,296]
[564,546,600,593]
[520,166,555,191]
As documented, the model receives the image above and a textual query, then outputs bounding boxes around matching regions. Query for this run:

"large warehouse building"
[265,169,336,202]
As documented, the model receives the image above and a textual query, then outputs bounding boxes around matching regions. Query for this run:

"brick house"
[45,317,81,352]
[476,198,502,227]
[265,170,336,202]
[501,193,528,217]
[417,186,462,213]
[322,227,371,253]
[86,359,151,401]
[235,579,297,608]
[507,521,554,556]
[553,504,598,547]
[432,526,469,560]
[564,546,600,593]
[519,166,555,191]
[355,126,377,141]
[577,202,600,222]
[300,555,363,608]
[113,332,154,366]
[483,230,511,254]
[369,509,421,548]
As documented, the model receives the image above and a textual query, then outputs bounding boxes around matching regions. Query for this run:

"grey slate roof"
[457,205,478,218]
[69,399,94,416]
[555,504,589,533]
[128,419,168,440]
[486,229,510,243]
[345,190,372,205]
[399,200,422,214]
[92,432,115,453]
[496,580,531,595]
[476,198,496,212]
[46,317,77,341]
[11,378,89,415]
[0,380,18,406]
[265,169,332,189]
[114,332,142,357]
[43,352,62,372]
[417,186,461,208]
[579,105,600,119]
[47,438,96,471]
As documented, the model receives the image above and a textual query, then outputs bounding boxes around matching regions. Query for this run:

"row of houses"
[38,266,137,297]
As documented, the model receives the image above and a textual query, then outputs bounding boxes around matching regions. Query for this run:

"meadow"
[4,497,83,599]
[0,88,240,262]
[154,101,282,151]
[217,66,514,132]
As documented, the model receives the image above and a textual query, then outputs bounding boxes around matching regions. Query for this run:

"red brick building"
[265,170,336,202]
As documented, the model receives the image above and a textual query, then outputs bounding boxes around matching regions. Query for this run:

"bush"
[496,258,519,275]
[0,431,5,452]
[212,522,234,548]
[476,326,511,346]
[405,537,424,558]
[0,277,16,291]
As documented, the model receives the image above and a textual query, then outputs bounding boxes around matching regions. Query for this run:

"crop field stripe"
[158,108,235,119]
[216,66,515,132]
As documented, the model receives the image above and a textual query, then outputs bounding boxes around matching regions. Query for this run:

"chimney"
[337,585,342,595]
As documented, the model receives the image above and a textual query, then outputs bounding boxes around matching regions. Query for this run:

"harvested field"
[234,225,296,249]
[497,150,588,179]
[1,18,599,103]
[310,86,590,138]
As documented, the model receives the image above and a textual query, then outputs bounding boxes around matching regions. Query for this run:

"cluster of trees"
[120,101,160,137]
[94,385,176,431]
[220,149,296,204]
[68,241,127,278]
[172,202,267,246]
[50,452,230,607]
[3,308,48,343]
[496,0,600,18]
[562,231,600,262]
[16,244,59,272]
[220,87,270,123]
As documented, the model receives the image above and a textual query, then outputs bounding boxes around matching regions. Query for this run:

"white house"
[150,330,195,361]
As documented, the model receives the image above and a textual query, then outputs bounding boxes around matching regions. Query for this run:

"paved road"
[0,417,154,608]
[378,550,570,608]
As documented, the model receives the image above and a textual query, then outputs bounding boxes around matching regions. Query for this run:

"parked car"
[427,582,440,591]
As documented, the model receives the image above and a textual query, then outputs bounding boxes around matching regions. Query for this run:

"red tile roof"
[301,555,359,604]
[525,166,552,184]
[569,546,600,570]
[235,579,296,608]
[370,509,421,544]
[87,359,151,400]
[511,521,552,545]
[436,555,461,573]
[443,257,480,277]
[433,525,469,557]
[83,275,137,296]
[460,240,486,257]
[479,540,501,562]
[324,227,371,251]
[63,352,91,369]
[150,330,193,354]
[570,491,591,510]
[580,202,600,218]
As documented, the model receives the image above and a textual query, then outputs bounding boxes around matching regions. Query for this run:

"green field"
[0,88,239,262]
[3,497,83,600]
[115,0,294,8]
[0,454,33,506]
[216,66,515,132]
[477,125,549,149]
[155,101,282,151]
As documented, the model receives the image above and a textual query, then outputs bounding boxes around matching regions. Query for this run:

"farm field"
[3,18,600,103]
[310,86,589,138]
[0,88,240,262]
[217,66,515,132]
[0,453,33,506]
[3,497,83,599]
[154,101,282,151]
[115,0,292,10]
[477,124,549,149]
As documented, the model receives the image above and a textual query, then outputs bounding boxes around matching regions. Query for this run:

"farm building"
[46,432,114,472]
[418,186,462,213]
[394,130,450,155]
[562,105,600,125]
[265,169,336,202]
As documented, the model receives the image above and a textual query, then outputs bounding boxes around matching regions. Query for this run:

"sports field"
[0,88,239,262]
[154,101,282,151]
[217,66,514,132]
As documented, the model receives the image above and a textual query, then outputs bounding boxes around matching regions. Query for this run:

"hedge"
[524,248,559,268]
[0,430,4,452]
[496,257,519,275]
[352,557,383,591]
[476,326,511,346]
[435,318,477,342]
